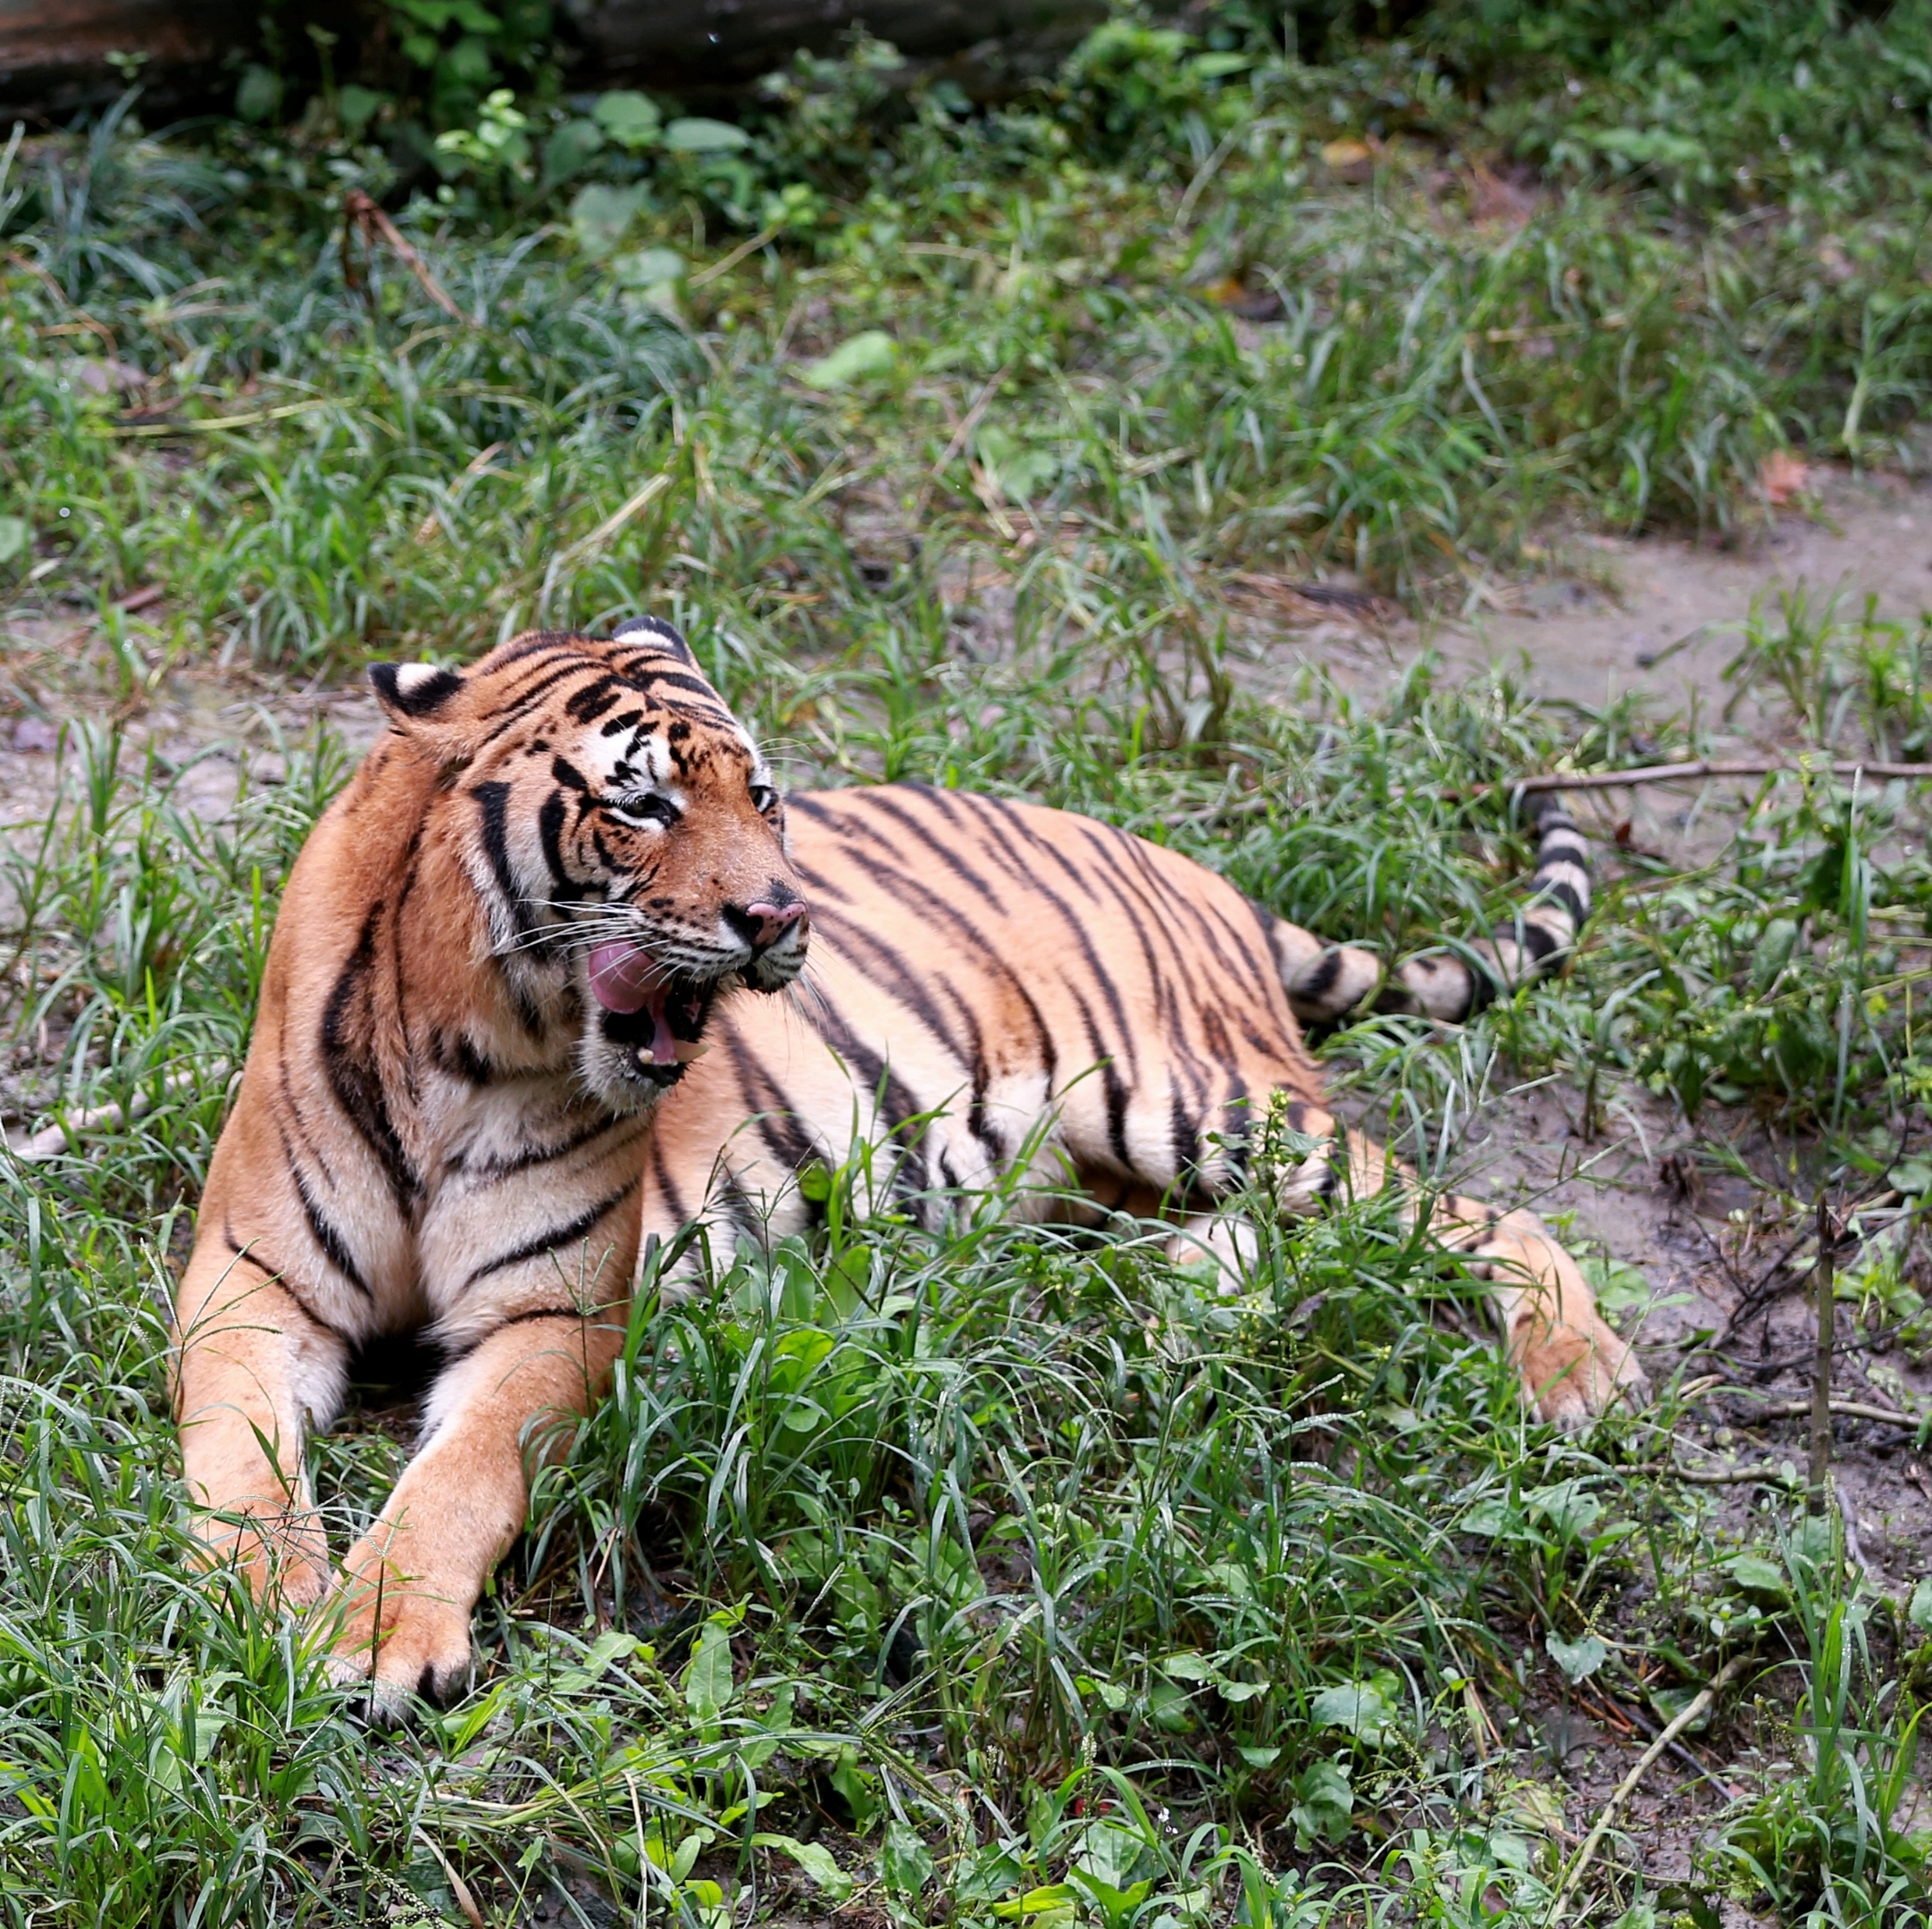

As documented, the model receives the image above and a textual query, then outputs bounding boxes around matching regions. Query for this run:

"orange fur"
[175,624,806,1716]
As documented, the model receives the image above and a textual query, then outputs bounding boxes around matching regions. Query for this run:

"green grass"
[4,8,1932,1925]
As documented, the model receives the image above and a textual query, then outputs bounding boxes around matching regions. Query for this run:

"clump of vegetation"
[2,4,1931,1924]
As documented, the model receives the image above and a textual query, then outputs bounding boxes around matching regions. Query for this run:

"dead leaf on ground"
[1760,450,1811,506]
[71,357,147,395]
[1229,572,1403,629]
[1204,277,1285,322]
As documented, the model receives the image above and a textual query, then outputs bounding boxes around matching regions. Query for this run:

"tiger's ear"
[611,614,698,666]
[371,662,466,726]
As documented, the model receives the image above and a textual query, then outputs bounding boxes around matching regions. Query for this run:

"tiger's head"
[369,619,808,1110]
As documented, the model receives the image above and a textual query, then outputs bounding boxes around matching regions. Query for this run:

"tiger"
[173,620,1643,1718]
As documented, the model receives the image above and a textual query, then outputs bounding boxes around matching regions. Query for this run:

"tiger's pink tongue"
[588,941,657,1013]
[589,941,677,1065]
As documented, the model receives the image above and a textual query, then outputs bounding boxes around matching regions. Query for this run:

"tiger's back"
[646,783,1328,1255]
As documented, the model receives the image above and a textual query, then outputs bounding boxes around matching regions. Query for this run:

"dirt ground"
[1213,469,1929,1914]
[1410,470,1932,1613]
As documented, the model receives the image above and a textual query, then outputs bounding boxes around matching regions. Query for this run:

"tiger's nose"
[731,900,807,952]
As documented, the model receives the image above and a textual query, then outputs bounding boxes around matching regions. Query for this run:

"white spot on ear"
[392,663,443,696]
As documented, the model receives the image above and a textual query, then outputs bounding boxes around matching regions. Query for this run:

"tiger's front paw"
[1515,1312,1649,1431]
[320,1539,475,1723]
[193,1501,330,1612]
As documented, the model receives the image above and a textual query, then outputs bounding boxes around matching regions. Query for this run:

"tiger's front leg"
[174,1232,347,1609]
[322,1302,629,1716]
[321,1205,637,1722]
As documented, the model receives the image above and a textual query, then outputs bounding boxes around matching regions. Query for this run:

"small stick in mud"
[1810,1195,1838,1518]
[1549,1656,1752,1920]
[1512,757,1932,795]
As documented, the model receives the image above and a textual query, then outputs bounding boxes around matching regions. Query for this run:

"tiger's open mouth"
[588,941,722,1088]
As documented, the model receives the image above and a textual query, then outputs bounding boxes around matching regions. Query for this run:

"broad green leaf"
[753,1833,852,1900]
[1891,1157,1932,1198]
[800,330,897,390]
[1069,1866,1153,1925]
[1489,1829,1534,1871]
[683,1618,732,1725]
[663,116,751,154]
[882,1820,934,1897]
[958,1845,1027,1902]
[1290,1758,1353,1848]
[570,182,648,258]
[1076,1674,1129,1711]
[1526,1480,1603,1539]
[994,1883,1080,1919]
[1158,1651,1217,1683]
[541,119,605,190]
[235,64,281,123]
[1909,1575,1932,1633]
[556,1627,638,1693]
[1309,1678,1394,1744]
[1501,1781,1568,1837]
[1581,1252,1652,1315]
[829,1745,881,1830]
[1648,1685,1712,1733]
[1461,1495,1517,1537]
[1147,1677,1195,1732]
[594,90,663,149]
[614,247,685,290]
[338,85,385,136]
[1074,1817,1149,1891]
[1722,1554,1788,1602]
[1546,1631,1608,1683]
[0,517,29,566]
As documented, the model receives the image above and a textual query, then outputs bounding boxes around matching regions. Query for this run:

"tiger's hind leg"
[1171,1105,1645,1427]
[1301,1116,1644,1426]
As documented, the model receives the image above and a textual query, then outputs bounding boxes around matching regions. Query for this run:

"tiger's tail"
[1267,791,1590,1028]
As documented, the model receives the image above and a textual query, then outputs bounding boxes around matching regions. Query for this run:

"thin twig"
[414,440,506,544]
[1811,1196,1837,1516]
[909,362,1016,526]
[341,190,467,323]
[1176,124,1244,230]
[1585,1684,1742,1800]
[1666,1460,1796,1485]
[1710,1217,1822,1349]
[1746,1396,1919,1428]
[551,473,672,570]
[5,1066,219,1161]
[111,399,333,438]
[1511,757,1932,796]
[687,221,783,289]
[414,1830,484,1929]
[1546,1655,1752,1923]
[3,249,117,350]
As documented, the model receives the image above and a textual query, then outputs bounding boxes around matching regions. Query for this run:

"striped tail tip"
[1384,790,1593,1025]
